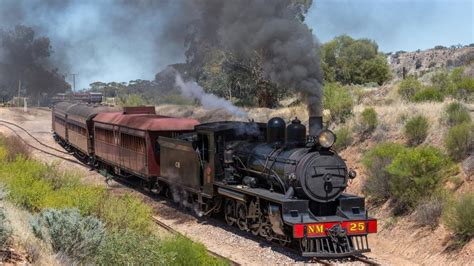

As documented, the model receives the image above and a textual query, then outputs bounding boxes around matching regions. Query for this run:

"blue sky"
[306,0,474,52]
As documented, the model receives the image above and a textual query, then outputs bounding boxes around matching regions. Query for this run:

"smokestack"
[309,116,322,136]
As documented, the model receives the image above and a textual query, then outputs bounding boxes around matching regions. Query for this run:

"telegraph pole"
[71,73,77,92]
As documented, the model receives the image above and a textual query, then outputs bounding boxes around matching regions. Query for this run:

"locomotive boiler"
[224,117,355,205]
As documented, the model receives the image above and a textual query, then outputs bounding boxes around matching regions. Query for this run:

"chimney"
[309,116,323,136]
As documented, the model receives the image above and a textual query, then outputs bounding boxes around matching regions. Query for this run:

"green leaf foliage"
[404,115,429,146]
[360,107,378,133]
[398,76,423,101]
[321,35,391,85]
[412,87,444,102]
[443,193,474,243]
[387,146,449,212]
[323,82,353,123]
[442,102,472,127]
[30,208,106,262]
[333,126,352,151]
[96,231,172,265]
[444,122,473,161]
[362,143,406,201]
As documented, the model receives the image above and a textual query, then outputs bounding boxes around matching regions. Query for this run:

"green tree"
[320,35,391,85]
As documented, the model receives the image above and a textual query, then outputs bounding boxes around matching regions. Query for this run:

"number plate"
[348,222,366,234]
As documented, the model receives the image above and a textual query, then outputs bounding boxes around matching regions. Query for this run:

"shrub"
[30,208,105,262]
[0,135,30,161]
[443,193,474,243]
[362,143,406,202]
[413,196,444,228]
[398,76,423,100]
[404,115,429,146]
[387,146,449,212]
[444,123,473,161]
[0,208,12,247]
[161,236,227,266]
[96,231,172,265]
[412,87,444,102]
[442,102,472,126]
[0,157,105,213]
[323,83,353,123]
[360,107,378,133]
[97,193,153,234]
[333,126,352,151]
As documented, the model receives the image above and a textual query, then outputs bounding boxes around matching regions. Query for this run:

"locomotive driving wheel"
[224,199,236,226]
[236,202,248,231]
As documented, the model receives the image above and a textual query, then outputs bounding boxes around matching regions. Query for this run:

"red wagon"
[92,106,199,179]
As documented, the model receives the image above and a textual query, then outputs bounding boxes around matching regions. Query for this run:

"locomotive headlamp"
[318,130,336,148]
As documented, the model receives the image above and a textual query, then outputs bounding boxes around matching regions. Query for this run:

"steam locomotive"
[52,102,377,258]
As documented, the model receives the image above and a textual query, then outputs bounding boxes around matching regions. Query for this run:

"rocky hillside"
[388,46,474,78]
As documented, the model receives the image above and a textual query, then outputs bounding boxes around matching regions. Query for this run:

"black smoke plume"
[0,0,322,115]
[185,0,323,116]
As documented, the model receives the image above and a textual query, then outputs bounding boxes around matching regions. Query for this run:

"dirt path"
[1,107,471,265]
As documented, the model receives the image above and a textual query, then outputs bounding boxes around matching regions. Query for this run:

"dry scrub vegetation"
[0,134,227,265]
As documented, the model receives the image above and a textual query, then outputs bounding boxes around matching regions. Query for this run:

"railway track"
[151,216,241,266]
[0,118,381,266]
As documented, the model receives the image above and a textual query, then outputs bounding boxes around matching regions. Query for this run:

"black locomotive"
[52,102,377,258]
[158,115,377,257]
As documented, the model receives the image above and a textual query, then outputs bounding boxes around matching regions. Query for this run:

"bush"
[414,197,444,228]
[0,208,12,247]
[362,143,406,202]
[404,115,429,146]
[97,193,153,234]
[398,76,423,100]
[0,135,30,161]
[360,107,378,133]
[442,102,472,126]
[333,126,352,151]
[412,87,444,102]
[161,236,227,266]
[444,123,473,161]
[96,231,172,265]
[0,157,105,213]
[387,146,449,212]
[30,208,106,262]
[323,83,353,123]
[443,193,474,243]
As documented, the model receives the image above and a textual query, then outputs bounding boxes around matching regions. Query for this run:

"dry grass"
[0,201,59,265]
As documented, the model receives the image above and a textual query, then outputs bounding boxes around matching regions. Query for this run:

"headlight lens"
[318,130,336,148]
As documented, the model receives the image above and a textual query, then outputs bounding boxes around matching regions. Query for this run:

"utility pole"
[17,79,21,107]
[71,73,77,92]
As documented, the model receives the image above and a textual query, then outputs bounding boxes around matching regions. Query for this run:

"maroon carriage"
[92,106,199,180]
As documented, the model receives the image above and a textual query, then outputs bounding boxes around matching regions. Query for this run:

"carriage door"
[197,133,214,196]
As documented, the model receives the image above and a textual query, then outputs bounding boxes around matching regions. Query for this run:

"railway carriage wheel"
[236,202,248,231]
[224,199,236,226]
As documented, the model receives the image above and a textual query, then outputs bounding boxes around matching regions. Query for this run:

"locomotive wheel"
[249,215,262,236]
[278,236,290,247]
[236,202,248,231]
[224,199,236,226]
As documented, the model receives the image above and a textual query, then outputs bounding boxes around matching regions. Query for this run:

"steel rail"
[0,119,69,154]
[0,124,83,166]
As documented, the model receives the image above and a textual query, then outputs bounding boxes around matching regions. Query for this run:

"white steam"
[175,73,247,117]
